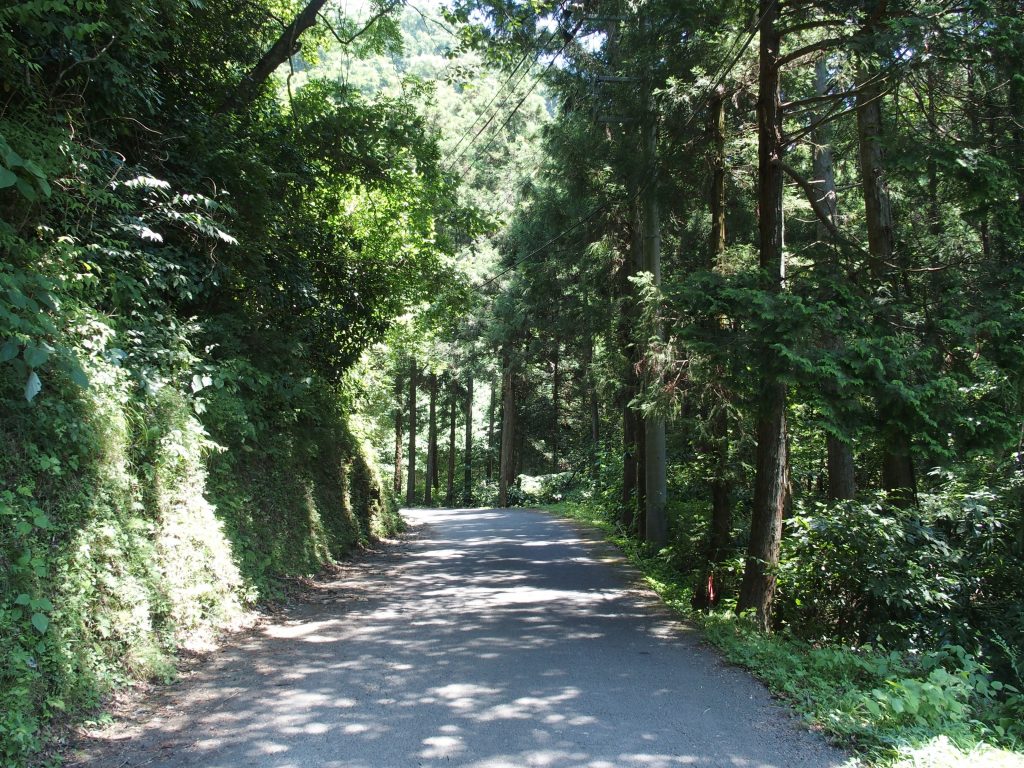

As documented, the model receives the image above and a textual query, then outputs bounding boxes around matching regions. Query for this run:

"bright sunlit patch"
[419,735,465,759]
[422,585,622,608]
[253,740,289,755]
[415,548,466,558]
[431,682,502,711]
[890,736,1024,768]
[264,620,342,641]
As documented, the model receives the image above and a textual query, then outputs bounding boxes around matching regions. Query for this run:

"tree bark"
[737,0,789,632]
[498,352,517,507]
[487,381,496,481]
[552,346,561,471]
[217,0,400,114]
[393,370,404,497]
[406,359,418,506]
[636,417,647,539]
[463,375,474,504]
[425,372,438,505]
[217,0,329,114]
[446,385,457,507]
[812,57,857,502]
[695,89,733,609]
[581,336,598,461]
[642,81,667,548]
[856,20,916,507]
[620,192,644,530]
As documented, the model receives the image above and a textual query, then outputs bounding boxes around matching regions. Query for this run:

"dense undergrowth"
[0,340,401,764]
[0,0,449,763]
[541,496,1024,768]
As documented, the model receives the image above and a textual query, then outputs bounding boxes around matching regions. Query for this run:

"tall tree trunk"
[636,417,647,539]
[622,402,638,527]
[406,359,418,506]
[737,0,789,632]
[446,385,457,507]
[695,89,733,609]
[856,23,916,507]
[498,353,517,508]
[552,346,560,471]
[487,381,496,481]
[620,193,644,530]
[641,80,668,548]
[425,373,438,505]
[581,337,597,461]
[812,57,857,502]
[393,370,404,497]
[463,375,474,504]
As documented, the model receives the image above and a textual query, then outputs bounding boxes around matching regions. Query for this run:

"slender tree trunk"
[709,86,731,534]
[425,373,438,505]
[636,417,647,539]
[622,402,638,526]
[463,375,474,504]
[641,80,667,548]
[966,66,992,261]
[581,337,597,461]
[406,360,418,506]
[812,57,857,502]
[487,381,496,481]
[737,0,789,632]
[446,386,457,507]
[620,193,644,530]
[696,89,733,609]
[856,33,916,506]
[515,413,525,482]
[393,371,404,497]
[552,346,560,471]
[498,352,517,507]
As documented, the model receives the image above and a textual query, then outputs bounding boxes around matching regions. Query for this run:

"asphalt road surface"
[71,507,850,768]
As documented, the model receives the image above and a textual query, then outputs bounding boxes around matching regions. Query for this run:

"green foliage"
[1,0,448,761]
[779,500,961,647]
[544,499,1024,767]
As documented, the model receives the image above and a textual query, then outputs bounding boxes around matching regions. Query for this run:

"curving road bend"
[70,507,849,768]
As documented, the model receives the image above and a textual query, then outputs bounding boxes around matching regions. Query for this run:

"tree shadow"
[69,508,849,768]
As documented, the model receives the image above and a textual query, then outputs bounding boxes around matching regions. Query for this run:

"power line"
[449,17,582,179]
[444,53,535,164]
[471,1,778,288]
[442,0,572,167]
[443,3,573,173]
[477,175,647,292]
[677,0,779,133]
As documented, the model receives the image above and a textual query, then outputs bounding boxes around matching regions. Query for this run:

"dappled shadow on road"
[70,508,845,768]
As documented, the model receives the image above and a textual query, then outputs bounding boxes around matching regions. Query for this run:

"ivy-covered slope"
[0,0,454,762]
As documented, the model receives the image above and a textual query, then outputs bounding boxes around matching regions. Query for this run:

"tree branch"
[321,0,403,47]
[777,18,846,37]
[217,0,330,114]
[777,160,866,255]
[777,37,847,69]
[216,0,403,115]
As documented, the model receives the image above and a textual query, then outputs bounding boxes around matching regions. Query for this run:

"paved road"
[72,507,848,768]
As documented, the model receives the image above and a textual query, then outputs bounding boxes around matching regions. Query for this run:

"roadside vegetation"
[541,498,1023,768]
[3,0,1023,765]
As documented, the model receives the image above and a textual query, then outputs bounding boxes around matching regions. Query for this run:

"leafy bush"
[778,499,961,646]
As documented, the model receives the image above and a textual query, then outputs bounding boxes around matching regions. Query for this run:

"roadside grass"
[539,500,1024,768]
